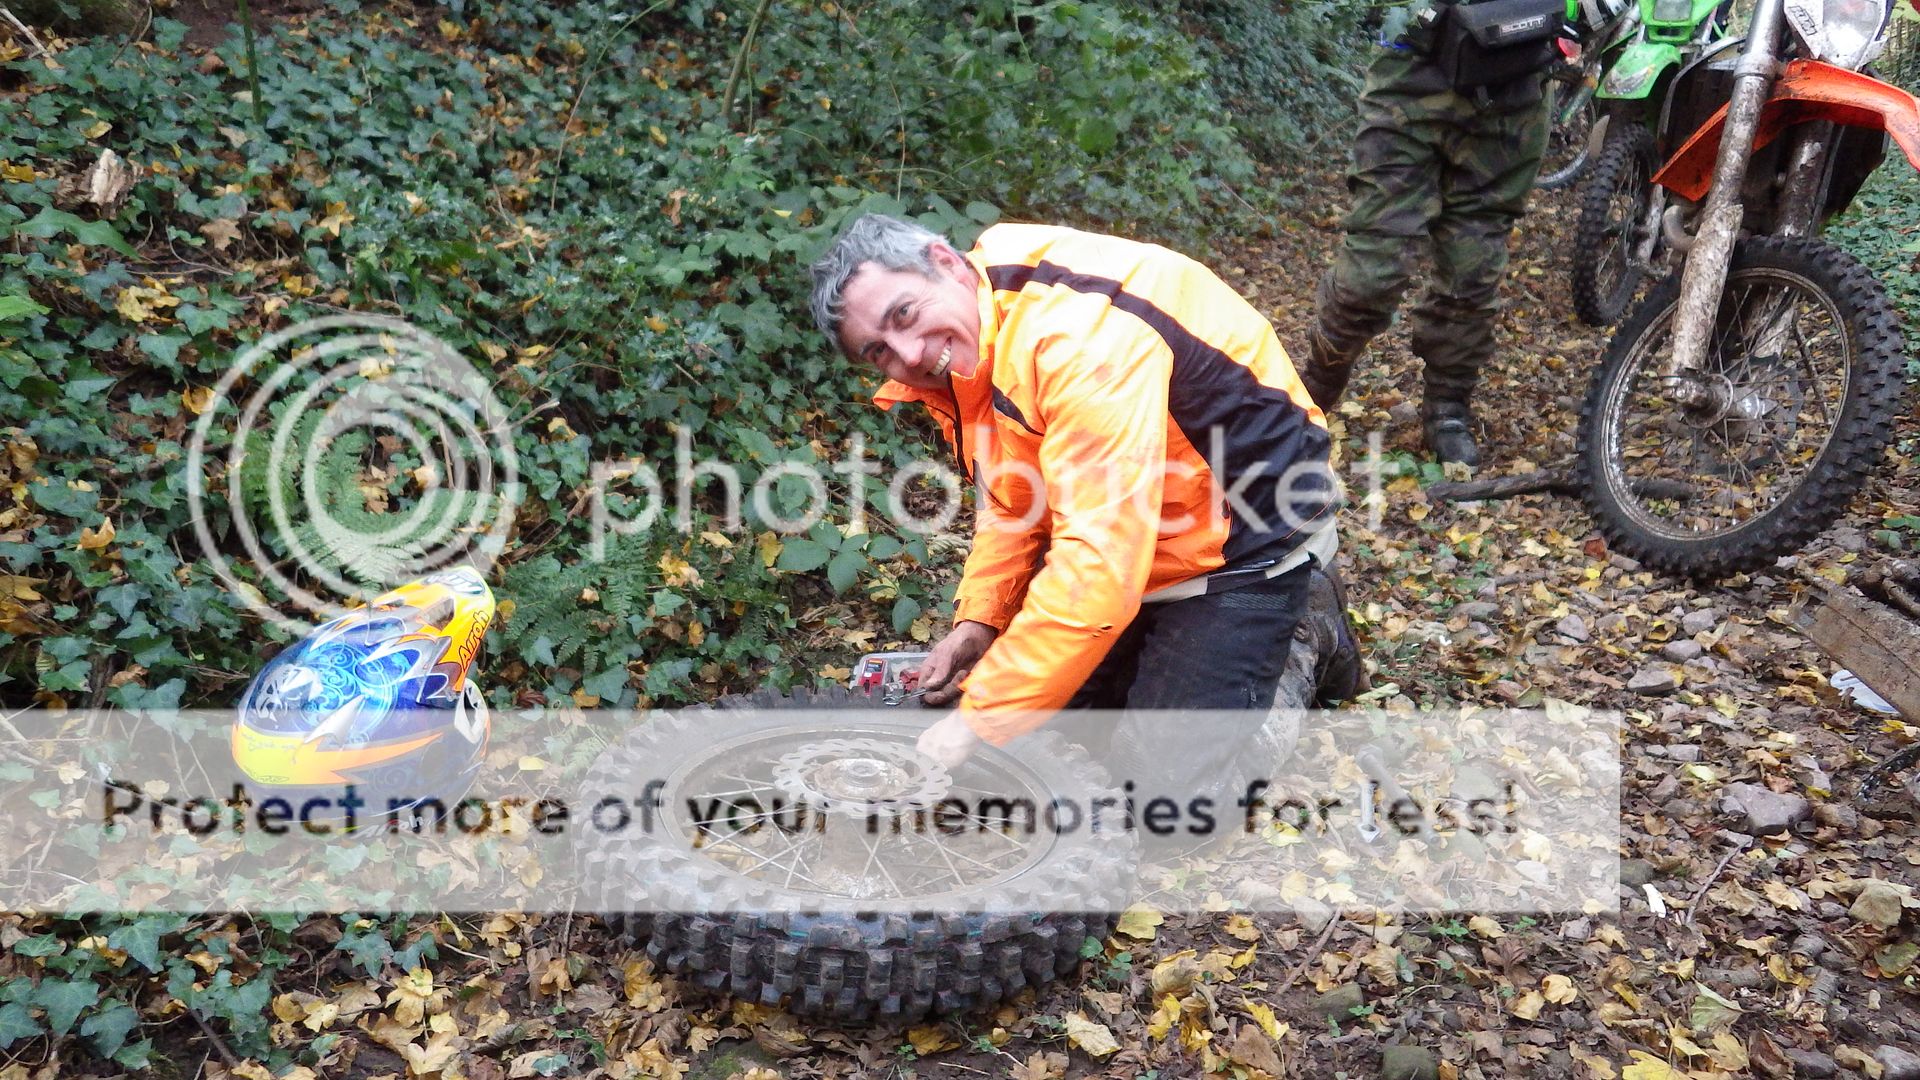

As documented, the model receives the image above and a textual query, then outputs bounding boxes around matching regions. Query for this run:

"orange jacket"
[875,224,1332,744]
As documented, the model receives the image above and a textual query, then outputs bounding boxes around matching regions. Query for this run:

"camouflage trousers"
[1309,49,1550,405]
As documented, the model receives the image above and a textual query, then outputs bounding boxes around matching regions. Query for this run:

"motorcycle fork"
[1663,0,1788,403]
[1775,121,1837,238]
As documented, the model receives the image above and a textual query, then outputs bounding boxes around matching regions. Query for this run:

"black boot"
[1300,325,1358,413]
[1421,399,1480,469]
[1301,562,1368,707]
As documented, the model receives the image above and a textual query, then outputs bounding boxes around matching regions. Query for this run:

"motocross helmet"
[232,567,495,828]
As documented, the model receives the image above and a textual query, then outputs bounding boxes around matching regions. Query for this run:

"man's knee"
[1317,234,1418,343]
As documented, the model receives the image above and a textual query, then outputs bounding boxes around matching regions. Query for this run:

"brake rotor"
[770,738,952,820]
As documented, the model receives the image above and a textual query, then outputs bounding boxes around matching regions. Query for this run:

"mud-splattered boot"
[1300,561,1368,707]
[1421,399,1480,469]
[1300,324,1361,413]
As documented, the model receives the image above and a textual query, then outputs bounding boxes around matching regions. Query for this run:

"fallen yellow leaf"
[1146,994,1180,1040]
[1468,915,1504,940]
[906,1024,957,1055]
[1063,1012,1119,1058]
[1542,973,1577,1004]
[1245,1000,1282,1038]
[1619,1050,1685,1080]
[78,516,115,551]
[1510,990,1545,1020]
[182,386,217,415]
[1115,903,1163,940]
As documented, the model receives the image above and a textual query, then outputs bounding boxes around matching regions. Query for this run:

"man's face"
[836,244,981,391]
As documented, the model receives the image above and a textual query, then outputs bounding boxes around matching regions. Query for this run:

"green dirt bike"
[1538,0,1647,188]
[1568,0,1739,324]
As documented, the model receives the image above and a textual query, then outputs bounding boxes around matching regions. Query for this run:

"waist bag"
[1416,0,1566,90]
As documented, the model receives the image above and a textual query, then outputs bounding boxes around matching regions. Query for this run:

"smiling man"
[808,214,1360,779]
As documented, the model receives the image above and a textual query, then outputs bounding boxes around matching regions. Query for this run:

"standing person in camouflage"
[1302,33,1551,468]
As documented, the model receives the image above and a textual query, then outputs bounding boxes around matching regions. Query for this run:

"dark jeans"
[1034,564,1311,845]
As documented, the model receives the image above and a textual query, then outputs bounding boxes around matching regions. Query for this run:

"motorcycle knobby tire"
[1575,236,1906,579]
[572,685,1135,1021]
[1570,124,1657,327]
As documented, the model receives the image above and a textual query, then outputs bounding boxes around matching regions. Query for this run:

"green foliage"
[1825,165,1920,378]
[1182,0,1371,164]
[0,0,1373,1064]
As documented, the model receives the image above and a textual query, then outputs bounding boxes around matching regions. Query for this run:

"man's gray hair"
[808,214,954,346]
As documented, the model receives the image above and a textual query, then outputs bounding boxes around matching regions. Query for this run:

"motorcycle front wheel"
[1575,236,1906,578]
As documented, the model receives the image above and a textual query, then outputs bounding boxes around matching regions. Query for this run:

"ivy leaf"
[33,978,96,1035]
[1075,116,1119,154]
[774,539,830,573]
[25,479,100,517]
[80,1001,138,1058]
[12,935,63,959]
[108,916,179,973]
[0,295,48,322]
[138,333,188,369]
[9,208,137,258]
[0,1002,41,1049]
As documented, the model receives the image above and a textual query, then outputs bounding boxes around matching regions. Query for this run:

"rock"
[1783,1049,1837,1078]
[1628,666,1680,695]
[1813,803,1858,832]
[1789,933,1829,960]
[1296,896,1334,934]
[1561,917,1593,942]
[1620,859,1657,887]
[1831,527,1868,554]
[1817,901,1849,921]
[1456,601,1499,620]
[1389,401,1420,424]
[1792,754,1833,791]
[1849,880,1912,931]
[1381,1045,1440,1080]
[1555,614,1590,642]
[1313,983,1366,1020]
[1648,744,1702,763]
[1875,1045,1920,1080]
[1596,613,1629,634]
[1682,608,1719,635]
[1836,1046,1879,1075]
[1661,640,1705,662]
[1720,782,1811,835]
[1609,553,1643,572]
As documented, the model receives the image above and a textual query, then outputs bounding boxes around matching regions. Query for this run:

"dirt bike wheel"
[573,685,1136,1021]
[1570,125,1657,326]
[1535,68,1600,190]
[1575,236,1906,579]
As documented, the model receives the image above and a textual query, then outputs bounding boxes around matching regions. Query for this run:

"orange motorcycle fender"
[1652,60,1920,200]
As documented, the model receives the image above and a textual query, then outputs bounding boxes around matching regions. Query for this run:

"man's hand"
[916,710,983,769]
[915,620,998,706]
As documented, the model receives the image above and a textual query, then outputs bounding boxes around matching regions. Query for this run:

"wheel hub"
[771,738,952,819]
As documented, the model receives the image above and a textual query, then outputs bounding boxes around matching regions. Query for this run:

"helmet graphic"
[232,567,496,827]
